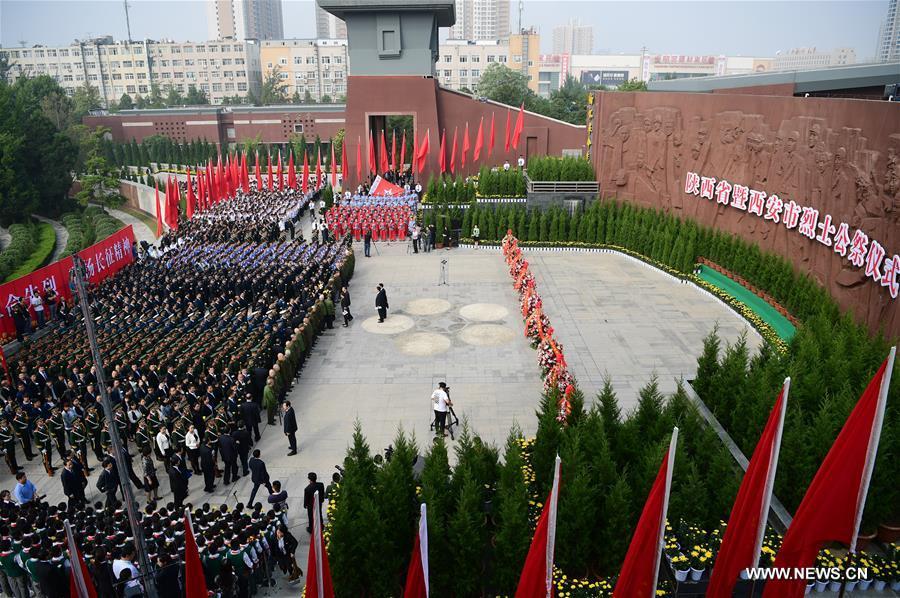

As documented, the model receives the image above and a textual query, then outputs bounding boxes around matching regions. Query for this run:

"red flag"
[764,350,895,598]
[66,521,97,598]
[195,168,204,212]
[504,108,511,153]
[515,455,561,597]
[316,148,323,189]
[302,151,309,195]
[223,156,231,199]
[404,503,429,598]
[489,112,496,156]
[356,136,362,182]
[217,155,225,200]
[379,130,389,174]
[277,152,284,190]
[331,142,337,188]
[512,102,525,150]
[390,130,397,171]
[708,381,789,598]
[400,131,407,172]
[185,167,195,219]
[613,428,678,598]
[474,117,484,162]
[368,131,376,175]
[341,141,348,189]
[412,133,418,176]
[462,122,470,171]
[208,159,216,204]
[241,152,249,193]
[255,153,262,190]
[450,127,458,174]
[439,129,447,174]
[171,176,180,229]
[418,129,430,174]
[305,492,335,598]
[154,182,163,237]
[184,511,209,598]
[267,155,274,191]
[288,152,296,189]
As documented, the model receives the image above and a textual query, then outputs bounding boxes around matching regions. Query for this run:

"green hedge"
[473,166,526,198]
[61,207,126,256]
[526,155,595,182]
[424,174,477,203]
[4,222,56,282]
[0,223,38,282]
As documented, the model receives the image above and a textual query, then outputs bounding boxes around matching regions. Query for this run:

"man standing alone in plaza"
[364,228,373,257]
[431,382,451,437]
[283,401,298,456]
[375,284,389,323]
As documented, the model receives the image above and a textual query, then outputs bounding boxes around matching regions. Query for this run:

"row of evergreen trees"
[424,174,477,204]
[329,379,739,596]
[526,155,595,182]
[475,166,527,197]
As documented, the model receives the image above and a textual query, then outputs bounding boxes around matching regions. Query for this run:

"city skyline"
[0,0,889,60]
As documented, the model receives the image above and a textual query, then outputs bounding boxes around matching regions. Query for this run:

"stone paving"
[105,206,158,246]
[31,214,68,262]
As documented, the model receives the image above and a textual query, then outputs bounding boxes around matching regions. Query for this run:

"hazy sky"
[0,0,889,60]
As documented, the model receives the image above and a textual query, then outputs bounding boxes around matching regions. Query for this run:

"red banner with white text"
[0,225,136,337]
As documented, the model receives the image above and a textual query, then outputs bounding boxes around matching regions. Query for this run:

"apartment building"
[552,19,593,55]
[509,28,541,93]
[260,39,348,101]
[1,37,262,106]
[315,4,347,39]
[207,0,284,41]
[436,39,509,91]
[449,0,511,41]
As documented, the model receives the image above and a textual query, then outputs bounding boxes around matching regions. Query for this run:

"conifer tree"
[448,466,486,596]
[420,439,454,595]
[492,429,531,594]
[527,209,539,241]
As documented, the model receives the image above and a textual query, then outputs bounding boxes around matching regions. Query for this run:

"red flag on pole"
[185,167,195,219]
[489,112,496,156]
[331,142,337,188]
[154,182,163,237]
[400,131,407,172]
[368,131,376,176]
[66,520,97,598]
[208,159,216,204]
[515,455,561,598]
[316,148,323,190]
[450,127,458,174]
[267,155,274,191]
[223,156,232,199]
[474,117,484,162]
[462,122,470,171]
[184,511,209,598]
[217,155,226,200]
[504,108,511,153]
[418,129,430,174]
[764,349,896,598]
[255,153,262,190]
[613,428,678,598]
[341,141,348,190]
[302,151,309,195]
[288,152,296,189]
[708,381,789,598]
[404,503,429,598]
[439,129,447,174]
[167,176,179,230]
[356,136,363,183]
[412,133,418,176]
[195,168,204,212]
[390,130,397,171]
[379,130,389,174]
[277,152,284,190]
[305,492,335,598]
[241,152,250,193]
[512,102,525,150]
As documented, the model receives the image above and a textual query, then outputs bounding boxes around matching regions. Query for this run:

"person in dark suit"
[155,552,181,595]
[340,287,352,327]
[375,284,389,323]
[218,428,239,485]
[273,524,302,581]
[28,549,67,598]
[199,442,216,492]
[169,458,190,509]
[233,426,252,476]
[96,459,119,509]
[282,401,298,456]
[248,449,273,505]
[303,472,326,533]
[61,459,86,510]
[239,400,261,441]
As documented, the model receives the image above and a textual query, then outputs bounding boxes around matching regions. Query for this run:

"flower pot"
[690,567,704,581]
[891,581,900,591]
[873,579,886,591]
[674,568,689,582]
[827,581,840,591]
[856,579,871,591]
[877,522,900,543]
[844,580,856,592]
[814,580,827,592]
[804,582,814,595]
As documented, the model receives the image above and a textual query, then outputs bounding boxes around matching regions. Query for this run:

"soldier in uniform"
[0,420,19,474]
[84,406,103,462]
[47,406,67,461]
[12,408,34,461]
[68,419,90,471]
[33,418,55,476]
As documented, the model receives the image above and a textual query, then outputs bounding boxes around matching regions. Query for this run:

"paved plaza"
[10,239,763,594]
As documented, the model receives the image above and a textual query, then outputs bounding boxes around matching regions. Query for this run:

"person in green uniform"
[0,421,19,475]
[0,538,28,598]
[32,419,55,476]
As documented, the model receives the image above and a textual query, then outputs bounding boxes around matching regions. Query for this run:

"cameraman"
[431,382,451,437]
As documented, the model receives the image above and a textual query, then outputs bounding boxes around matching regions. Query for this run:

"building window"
[444,70,451,77]
[444,55,452,62]
[135,60,144,67]
[499,55,507,63]
[184,46,193,53]
[174,72,184,79]
[225,82,234,91]
[334,70,343,78]
[460,69,467,77]
[208,46,218,52]
[513,55,521,63]
[126,85,136,93]
[335,56,342,64]
[294,123,304,133]
[306,56,316,64]
[294,57,303,64]
[161,72,171,79]
[212,83,222,91]
[112,73,122,80]
[279,57,287,65]
[459,56,467,63]
[323,56,330,64]
[160,60,168,67]
[237,82,247,91]
[235,58,244,65]
[279,72,288,79]
[172,59,182,66]
[472,69,480,77]
[196,46,205,52]
[59,49,69,57]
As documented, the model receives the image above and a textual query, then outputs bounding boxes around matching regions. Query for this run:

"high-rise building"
[260,39,349,102]
[449,0,510,41]
[552,19,593,55]
[315,4,347,39]
[509,28,540,93]
[207,0,284,41]
[877,0,899,62]
[772,47,856,71]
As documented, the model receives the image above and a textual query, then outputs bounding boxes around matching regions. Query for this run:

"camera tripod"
[429,405,460,440]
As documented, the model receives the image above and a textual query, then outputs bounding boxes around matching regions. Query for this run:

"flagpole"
[420,503,430,598]
[850,346,895,553]
[314,491,325,594]
[65,520,90,598]
[752,378,789,569]
[652,427,678,598]
[545,454,561,597]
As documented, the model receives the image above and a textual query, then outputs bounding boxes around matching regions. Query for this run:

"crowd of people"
[325,204,416,243]
[0,181,355,596]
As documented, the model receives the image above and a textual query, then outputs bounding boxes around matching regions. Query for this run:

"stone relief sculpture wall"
[592,91,900,338]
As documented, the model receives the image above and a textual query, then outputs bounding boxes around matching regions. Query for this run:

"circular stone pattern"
[395,332,452,356]
[404,298,452,316]
[459,303,509,322]
[458,324,517,347]
[361,314,415,334]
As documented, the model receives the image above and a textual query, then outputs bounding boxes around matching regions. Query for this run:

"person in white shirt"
[517,155,526,168]
[155,428,172,471]
[503,160,511,171]
[184,425,200,473]
[431,382,451,437]
[30,294,45,328]
[112,547,141,591]
[472,224,481,249]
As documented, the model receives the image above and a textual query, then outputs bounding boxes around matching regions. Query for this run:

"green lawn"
[697,264,796,342]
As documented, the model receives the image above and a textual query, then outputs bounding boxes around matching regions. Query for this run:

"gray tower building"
[877,0,899,62]
[208,0,284,41]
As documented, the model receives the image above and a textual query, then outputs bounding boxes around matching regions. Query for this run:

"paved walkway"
[105,206,158,246]
[31,214,68,262]
[0,227,10,251]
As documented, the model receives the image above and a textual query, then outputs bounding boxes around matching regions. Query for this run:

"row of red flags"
[67,347,894,597]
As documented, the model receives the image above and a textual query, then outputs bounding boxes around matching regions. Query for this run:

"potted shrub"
[670,554,689,582]
[686,545,711,581]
